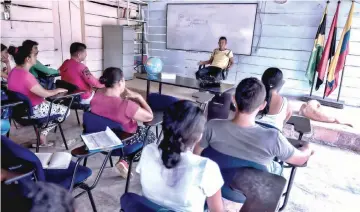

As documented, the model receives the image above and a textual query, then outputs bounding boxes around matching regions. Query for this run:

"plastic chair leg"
[125,157,134,193]
[109,156,114,167]
[75,109,81,126]
[83,158,88,167]
[279,167,297,211]
[86,189,97,212]
[34,126,40,153]
[58,124,68,150]
[156,126,159,138]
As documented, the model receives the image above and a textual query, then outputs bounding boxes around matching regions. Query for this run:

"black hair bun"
[99,76,107,84]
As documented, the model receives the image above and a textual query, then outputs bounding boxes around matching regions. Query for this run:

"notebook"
[81,127,123,152]
[35,152,72,169]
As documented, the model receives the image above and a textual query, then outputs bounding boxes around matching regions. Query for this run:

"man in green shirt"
[23,40,59,89]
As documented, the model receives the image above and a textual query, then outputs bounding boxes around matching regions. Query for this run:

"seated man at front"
[59,42,104,104]
[194,78,314,174]
[196,36,234,79]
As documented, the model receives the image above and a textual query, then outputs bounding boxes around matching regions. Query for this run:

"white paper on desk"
[35,152,72,169]
[161,72,176,79]
[81,127,123,152]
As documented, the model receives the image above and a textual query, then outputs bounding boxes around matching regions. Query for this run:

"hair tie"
[15,47,18,53]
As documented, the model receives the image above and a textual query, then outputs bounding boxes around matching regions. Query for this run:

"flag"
[315,2,340,90]
[325,1,354,97]
[305,4,327,86]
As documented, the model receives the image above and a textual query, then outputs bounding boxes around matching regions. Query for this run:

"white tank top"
[257,97,288,130]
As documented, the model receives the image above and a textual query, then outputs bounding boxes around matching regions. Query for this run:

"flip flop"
[32,142,54,148]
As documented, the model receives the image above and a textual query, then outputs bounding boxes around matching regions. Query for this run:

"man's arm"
[32,60,59,75]
[285,143,314,166]
[199,50,216,66]
[228,57,234,69]
[194,121,213,155]
[81,68,104,89]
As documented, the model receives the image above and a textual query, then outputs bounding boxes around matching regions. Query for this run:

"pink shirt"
[59,59,104,99]
[7,67,44,106]
[90,92,140,133]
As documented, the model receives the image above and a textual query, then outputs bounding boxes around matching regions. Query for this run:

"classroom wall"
[1,0,138,78]
[147,0,360,106]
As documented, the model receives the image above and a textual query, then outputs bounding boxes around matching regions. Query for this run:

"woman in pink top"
[59,42,104,104]
[7,45,69,147]
[91,67,156,178]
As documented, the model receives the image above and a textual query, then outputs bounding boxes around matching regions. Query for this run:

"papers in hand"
[35,152,72,169]
[81,127,123,152]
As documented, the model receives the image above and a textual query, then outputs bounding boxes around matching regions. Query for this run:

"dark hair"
[8,45,33,65]
[1,43,7,51]
[235,77,266,113]
[22,40,39,50]
[219,36,227,42]
[260,68,284,116]
[159,100,205,169]
[70,42,86,56]
[99,67,124,87]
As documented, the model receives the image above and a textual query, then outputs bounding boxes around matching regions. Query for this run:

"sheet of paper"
[48,152,72,169]
[81,127,123,151]
[35,153,52,169]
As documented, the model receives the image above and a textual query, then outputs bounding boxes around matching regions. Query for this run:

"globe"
[144,57,163,76]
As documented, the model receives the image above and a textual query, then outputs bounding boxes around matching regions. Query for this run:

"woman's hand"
[55,88,68,94]
[1,55,9,64]
[124,88,142,100]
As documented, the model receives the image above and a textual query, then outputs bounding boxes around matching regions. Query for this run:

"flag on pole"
[315,2,340,90]
[325,1,354,97]
[305,4,327,86]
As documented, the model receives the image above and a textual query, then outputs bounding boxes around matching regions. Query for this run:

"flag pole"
[322,59,331,99]
[336,49,348,102]
[309,68,317,96]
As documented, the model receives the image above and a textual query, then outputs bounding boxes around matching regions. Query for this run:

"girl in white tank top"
[257,68,291,130]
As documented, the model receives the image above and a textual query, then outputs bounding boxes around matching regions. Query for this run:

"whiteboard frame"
[166,3,258,56]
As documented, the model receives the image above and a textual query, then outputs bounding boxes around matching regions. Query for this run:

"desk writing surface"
[134,73,234,93]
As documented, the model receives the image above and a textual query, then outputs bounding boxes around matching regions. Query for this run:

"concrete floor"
[8,108,360,212]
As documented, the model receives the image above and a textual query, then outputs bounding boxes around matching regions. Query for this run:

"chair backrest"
[7,91,34,117]
[83,111,124,133]
[121,193,173,212]
[201,146,267,181]
[147,93,178,111]
[1,136,45,181]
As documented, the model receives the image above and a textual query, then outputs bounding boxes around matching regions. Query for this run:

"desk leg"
[159,82,162,94]
[298,133,303,140]
[146,80,150,100]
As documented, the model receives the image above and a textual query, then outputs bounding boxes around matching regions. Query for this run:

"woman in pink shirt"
[59,42,104,104]
[91,67,156,178]
[7,45,69,147]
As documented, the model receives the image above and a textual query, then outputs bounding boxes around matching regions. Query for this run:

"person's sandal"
[32,142,54,148]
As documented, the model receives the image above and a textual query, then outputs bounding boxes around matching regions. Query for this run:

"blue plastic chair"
[7,91,73,152]
[120,193,173,212]
[82,111,144,193]
[201,146,267,203]
[0,136,96,210]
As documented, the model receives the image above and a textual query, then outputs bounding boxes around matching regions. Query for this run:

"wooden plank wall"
[83,0,138,77]
[0,0,62,68]
[147,0,360,106]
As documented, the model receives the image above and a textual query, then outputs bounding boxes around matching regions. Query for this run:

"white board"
[166,3,257,55]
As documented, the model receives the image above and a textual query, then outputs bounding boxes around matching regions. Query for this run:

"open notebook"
[81,127,123,152]
[35,152,72,169]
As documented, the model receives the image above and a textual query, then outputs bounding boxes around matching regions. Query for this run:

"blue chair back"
[7,91,34,117]
[201,146,267,203]
[83,111,123,133]
[147,93,178,111]
[1,136,45,181]
[121,193,173,212]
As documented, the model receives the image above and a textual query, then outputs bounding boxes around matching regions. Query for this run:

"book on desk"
[35,152,72,169]
[81,127,124,152]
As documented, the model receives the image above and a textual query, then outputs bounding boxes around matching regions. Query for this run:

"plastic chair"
[8,91,75,152]
[201,146,267,203]
[1,136,97,211]
[198,63,230,80]
[120,193,173,212]
[82,111,143,193]
[56,80,90,126]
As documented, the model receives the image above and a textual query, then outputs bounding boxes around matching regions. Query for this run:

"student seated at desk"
[7,45,69,147]
[59,42,104,104]
[194,78,314,174]
[136,100,224,212]
[256,68,292,130]
[1,44,11,81]
[196,36,234,80]
[90,67,156,178]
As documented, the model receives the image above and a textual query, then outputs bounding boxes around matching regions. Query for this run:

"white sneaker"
[32,142,54,148]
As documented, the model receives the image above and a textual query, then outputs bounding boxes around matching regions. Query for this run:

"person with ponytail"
[1,44,12,80]
[256,67,292,130]
[90,67,156,178]
[7,45,69,147]
[136,100,224,212]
